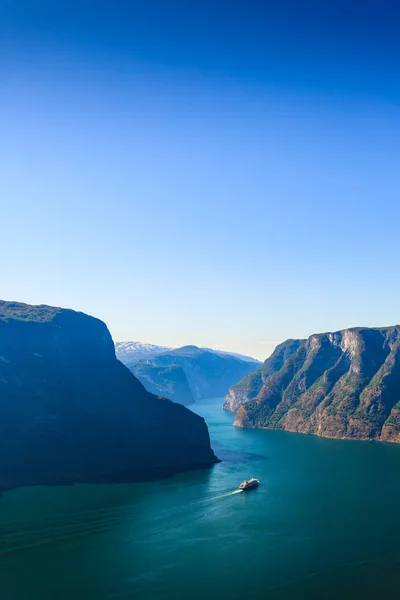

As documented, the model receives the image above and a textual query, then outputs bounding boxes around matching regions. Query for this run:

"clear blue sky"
[1,1,400,359]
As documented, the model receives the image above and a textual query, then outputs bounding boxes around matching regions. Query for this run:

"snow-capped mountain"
[115,341,260,367]
[114,341,172,365]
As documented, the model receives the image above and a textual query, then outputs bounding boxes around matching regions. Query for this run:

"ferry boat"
[239,478,259,491]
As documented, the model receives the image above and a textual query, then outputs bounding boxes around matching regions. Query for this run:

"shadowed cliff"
[0,300,218,492]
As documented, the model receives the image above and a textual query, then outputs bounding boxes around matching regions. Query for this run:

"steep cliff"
[0,300,218,491]
[234,327,400,443]
[224,339,303,411]
[130,362,195,405]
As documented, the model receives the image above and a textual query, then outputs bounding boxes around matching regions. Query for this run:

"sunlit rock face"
[224,339,303,412]
[232,326,400,443]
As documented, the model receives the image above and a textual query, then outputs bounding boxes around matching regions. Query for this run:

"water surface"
[2,398,400,599]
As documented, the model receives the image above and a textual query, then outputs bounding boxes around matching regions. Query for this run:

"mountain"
[130,362,195,405]
[204,349,261,364]
[233,326,400,443]
[115,341,172,364]
[115,341,260,367]
[0,300,218,492]
[224,339,304,411]
[133,346,258,402]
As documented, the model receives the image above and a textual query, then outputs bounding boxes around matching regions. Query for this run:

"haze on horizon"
[1,1,400,361]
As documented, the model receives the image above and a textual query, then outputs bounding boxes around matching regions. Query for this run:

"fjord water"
[2,400,400,599]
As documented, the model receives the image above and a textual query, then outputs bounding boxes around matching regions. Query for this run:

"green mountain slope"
[224,339,304,411]
[233,327,400,443]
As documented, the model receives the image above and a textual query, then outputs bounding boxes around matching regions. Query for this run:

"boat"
[239,478,259,491]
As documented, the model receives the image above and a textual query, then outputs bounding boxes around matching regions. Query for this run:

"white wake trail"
[202,489,244,502]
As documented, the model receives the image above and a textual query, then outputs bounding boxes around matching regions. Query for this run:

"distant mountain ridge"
[204,348,261,364]
[114,341,172,363]
[123,345,259,405]
[230,326,400,443]
[115,341,260,367]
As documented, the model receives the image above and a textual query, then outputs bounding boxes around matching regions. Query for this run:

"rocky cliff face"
[234,327,400,443]
[136,346,258,402]
[130,362,195,405]
[224,339,303,411]
[0,301,218,492]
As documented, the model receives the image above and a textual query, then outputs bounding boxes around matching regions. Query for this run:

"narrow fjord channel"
[2,398,400,599]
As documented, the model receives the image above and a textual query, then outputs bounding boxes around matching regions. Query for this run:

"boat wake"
[0,489,245,555]
[204,489,243,502]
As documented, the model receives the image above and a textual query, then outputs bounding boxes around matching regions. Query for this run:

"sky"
[1,0,400,360]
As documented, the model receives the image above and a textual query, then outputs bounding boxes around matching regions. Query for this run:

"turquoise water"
[2,398,400,599]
